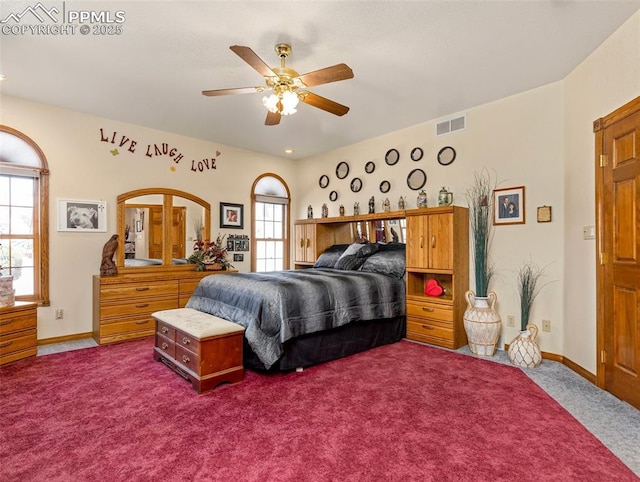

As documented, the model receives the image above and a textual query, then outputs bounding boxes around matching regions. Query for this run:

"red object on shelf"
[424,279,444,297]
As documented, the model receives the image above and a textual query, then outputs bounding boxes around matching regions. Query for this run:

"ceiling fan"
[202,44,354,126]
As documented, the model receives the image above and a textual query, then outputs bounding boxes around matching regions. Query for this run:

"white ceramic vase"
[508,324,542,368]
[463,290,501,356]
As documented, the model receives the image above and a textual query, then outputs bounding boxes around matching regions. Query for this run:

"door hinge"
[599,154,608,167]
[600,350,607,364]
[600,252,606,265]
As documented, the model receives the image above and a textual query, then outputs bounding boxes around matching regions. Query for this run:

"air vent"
[436,114,466,136]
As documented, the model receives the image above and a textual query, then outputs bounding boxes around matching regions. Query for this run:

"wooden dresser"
[92,270,233,345]
[0,301,38,366]
[404,207,469,349]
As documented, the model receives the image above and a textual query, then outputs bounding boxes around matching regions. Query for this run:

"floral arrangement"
[187,233,233,271]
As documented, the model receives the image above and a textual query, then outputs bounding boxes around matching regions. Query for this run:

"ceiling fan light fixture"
[262,89,299,116]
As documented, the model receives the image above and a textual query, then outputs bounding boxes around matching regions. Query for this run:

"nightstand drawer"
[406,317,453,342]
[0,310,36,335]
[407,301,453,322]
[0,329,37,356]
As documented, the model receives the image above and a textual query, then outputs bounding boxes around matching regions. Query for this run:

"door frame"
[593,95,640,389]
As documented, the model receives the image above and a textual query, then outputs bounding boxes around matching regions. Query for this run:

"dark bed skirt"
[243,316,406,372]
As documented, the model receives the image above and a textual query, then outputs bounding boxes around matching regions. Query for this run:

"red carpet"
[0,338,636,481]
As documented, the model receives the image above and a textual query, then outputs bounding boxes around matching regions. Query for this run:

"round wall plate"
[319,175,329,188]
[365,161,376,174]
[379,180,391,193]
[410,147,423,161]
[385,148,400,166]
[437,146,456,166]
[350,177,363,193]
[407,168,427,190]
[336,161,350,179]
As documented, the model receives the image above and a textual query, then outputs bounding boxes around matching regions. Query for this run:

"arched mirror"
[117,188,211,270]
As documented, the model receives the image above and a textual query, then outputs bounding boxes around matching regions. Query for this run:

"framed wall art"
[494,186,525,225]
[220,202,243,229]
[57,198,107,232]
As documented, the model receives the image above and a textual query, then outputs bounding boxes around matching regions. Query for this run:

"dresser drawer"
[99,298,178,320]
[99,280,179,301]
[176,329,201,353]
[0,329,37,356]
[179,278,202,295]
[99,317,155,337]
[157,321,176,340]
[175,344,200,372]
[156,332,175,359]
[0,310,36,335]
[406,317,453,342]
[407,301,453,322]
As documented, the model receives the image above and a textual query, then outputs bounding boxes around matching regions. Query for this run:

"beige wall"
[0,96,297,340]
[563,11,640,372]
[296,83,566,355]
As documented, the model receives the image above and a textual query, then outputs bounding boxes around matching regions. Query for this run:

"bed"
[186,242,406,371]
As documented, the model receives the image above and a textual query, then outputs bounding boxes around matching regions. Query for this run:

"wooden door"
[148,207,163,259]
[595,96,640,410]
[406,215,428,268]
[171,207,186,259]
[428,213,453,270]
[294,224,314,263]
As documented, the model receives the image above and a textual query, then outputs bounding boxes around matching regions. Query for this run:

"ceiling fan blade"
[297,63,354,87]
[202,87,262,96]
[230,45,277,78]
[301,92,350,116]
[265,110,281,126]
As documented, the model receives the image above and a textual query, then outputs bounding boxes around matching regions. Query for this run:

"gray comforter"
[186,268,405,369]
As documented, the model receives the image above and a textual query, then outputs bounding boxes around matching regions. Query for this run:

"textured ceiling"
[1,1,639,159]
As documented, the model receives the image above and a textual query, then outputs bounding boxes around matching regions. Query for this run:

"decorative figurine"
[321,203,328,218]
[368,196,375,214]
[382,198,391,212]
[417,189,428,208]
[307,205,313,219]
[353,202,360,215]
[438,187,453,206]
[390,227,399,243]
[100,234,119,277]
[339,204,345,216]
[398,196,406,210]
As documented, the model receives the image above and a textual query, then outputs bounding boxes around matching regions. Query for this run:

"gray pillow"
[360,244,406,279]
[334,242,379,270]
[313,244,350,268]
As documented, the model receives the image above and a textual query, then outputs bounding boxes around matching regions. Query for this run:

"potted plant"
[188,233,234,271]
[508,260,551,368]
[463,169,501,356]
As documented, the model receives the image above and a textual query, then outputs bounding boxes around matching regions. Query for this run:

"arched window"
[251,173,290,272]
[0,126,50,305]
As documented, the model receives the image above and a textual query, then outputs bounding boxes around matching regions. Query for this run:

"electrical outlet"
[55,309,64,320]
[507,315,515,327]
[542,319,551,332]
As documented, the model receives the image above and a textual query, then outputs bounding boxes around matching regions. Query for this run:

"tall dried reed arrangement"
[517,260,552,331]
[465,169,496,297]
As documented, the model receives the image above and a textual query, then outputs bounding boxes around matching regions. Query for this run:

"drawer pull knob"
[431,235,436,248]
[421,325,435,330]
[161,327,169,334]
[182,337,191,345]
[135,287,150,291]
[161,342,169,350]
[182,354,190,363]
[135,320,148,325]
[0,341,12,349]
[421,307,435,312]
[135,303,149,308]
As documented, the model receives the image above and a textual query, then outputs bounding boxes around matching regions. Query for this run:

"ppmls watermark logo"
[1,2,126,36]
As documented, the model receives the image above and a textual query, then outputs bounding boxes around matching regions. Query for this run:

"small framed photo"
[57,199,107,232]
[493,186,525,225]
[537,205,552,223]
[233,253,244,262]
[220,202,243,229]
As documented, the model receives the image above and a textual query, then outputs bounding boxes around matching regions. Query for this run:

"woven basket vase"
[463,290,501,357]
[508,324,542,368]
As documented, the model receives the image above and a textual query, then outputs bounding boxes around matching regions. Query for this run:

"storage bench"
[152,308,244,394]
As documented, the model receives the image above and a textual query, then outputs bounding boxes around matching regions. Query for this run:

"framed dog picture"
[220,202,243,229]
[57,199,107,232]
